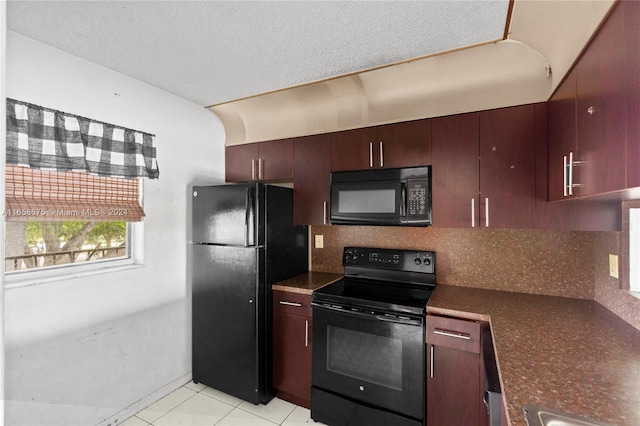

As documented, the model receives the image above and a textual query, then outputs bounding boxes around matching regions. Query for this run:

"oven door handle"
[375,314,423,326]
[311,302,423,326]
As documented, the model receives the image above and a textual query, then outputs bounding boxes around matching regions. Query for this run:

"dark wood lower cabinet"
[426,315,487,426]
[272,291,312,408]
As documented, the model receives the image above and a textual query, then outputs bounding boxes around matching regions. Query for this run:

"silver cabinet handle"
[434,329,471,340]
[568,151,574,196]
[379,142,384,168]
[258,158,264,180]
[430,345,434,378]
[251,159,256,180]
[305,320,309,347]
[471,198,475,228]
[485,198,489,228]
[279,301,302,307]
[563,155,568,197]
[323,201,327,225]
[369,142,374,168]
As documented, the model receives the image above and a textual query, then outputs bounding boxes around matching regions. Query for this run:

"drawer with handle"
[426,314,481,354]
[273,290,312,317]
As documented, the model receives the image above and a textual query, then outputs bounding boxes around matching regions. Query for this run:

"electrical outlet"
[609,254,619,279]
[315,234,324,249]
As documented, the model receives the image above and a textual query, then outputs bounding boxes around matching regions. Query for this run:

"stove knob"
[423,258,431,266]
[414,258,422,265]
[345,251,358,263]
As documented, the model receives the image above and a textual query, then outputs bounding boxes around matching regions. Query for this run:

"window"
[5,220,130,272]
[4,165,142,274]
[4,98,158,279]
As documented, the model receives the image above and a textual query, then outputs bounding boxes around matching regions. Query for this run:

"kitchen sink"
[523,405,611,426]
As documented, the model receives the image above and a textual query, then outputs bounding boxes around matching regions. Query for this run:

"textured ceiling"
[6,0,509,107]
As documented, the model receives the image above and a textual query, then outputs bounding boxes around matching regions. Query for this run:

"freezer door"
[192,184,257,246]
[192,244,269,404]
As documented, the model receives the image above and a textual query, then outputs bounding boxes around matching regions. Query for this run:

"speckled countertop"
[427,285,640,426]
[272,271,342,295]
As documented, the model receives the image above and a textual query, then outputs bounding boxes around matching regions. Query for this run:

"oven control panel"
[343,247,435,274]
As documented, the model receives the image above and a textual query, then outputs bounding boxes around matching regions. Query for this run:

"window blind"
[5,165,144,222]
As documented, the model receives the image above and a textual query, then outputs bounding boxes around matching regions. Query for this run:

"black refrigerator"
[191,183,308,404]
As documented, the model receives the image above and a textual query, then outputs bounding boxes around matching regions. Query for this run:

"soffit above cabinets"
[210,0,616,146]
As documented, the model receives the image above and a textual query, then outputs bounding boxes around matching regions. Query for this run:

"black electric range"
[311,246,436,426]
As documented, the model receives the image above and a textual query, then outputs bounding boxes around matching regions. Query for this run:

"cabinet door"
[480,105,536,229]
[536,103,622,231]
[293,134,331,225]
[426,316,482,426]
[625,0,640,187]
[575,2,626,197]
[259,138,293,181]
[431,113,480,228]
[377,120,432,168]
[427,346,481,426]
[331,127,378,171]
[272,311,311,408]
[548,69,578,201]
[225,144,259,182]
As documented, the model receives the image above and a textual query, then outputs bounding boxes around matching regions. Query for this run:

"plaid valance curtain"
[6,98,159,179]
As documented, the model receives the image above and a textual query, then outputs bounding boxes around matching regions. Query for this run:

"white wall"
[4,31,225,426]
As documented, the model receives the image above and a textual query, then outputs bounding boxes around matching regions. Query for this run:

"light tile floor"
[123,381,326,426]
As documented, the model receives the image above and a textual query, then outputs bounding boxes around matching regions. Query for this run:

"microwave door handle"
[400,183,407,217]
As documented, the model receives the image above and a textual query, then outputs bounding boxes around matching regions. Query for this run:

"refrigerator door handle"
[244,187,252,247]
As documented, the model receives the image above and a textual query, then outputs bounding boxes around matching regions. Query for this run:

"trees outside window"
[5,220,127,272]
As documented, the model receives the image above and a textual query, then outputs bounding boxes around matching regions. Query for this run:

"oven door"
[311,302,425,420]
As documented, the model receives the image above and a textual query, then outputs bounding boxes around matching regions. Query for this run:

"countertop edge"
[272,272,342,295]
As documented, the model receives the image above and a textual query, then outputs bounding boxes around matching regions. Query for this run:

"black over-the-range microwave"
[330,165,432,226]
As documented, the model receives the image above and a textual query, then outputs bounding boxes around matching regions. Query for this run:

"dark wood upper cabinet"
[479,105,536,229]
[574,1,627,197]
[225,138,293,182]
[432,105,536,229]
[548,1,628,200]
[625,0,640,188]
[331,120,431,171]
[331,127,377,171]
[293,134,332,226]
[258,138,294,181]
[431,113,480,228]
[225,143,259,183]
[536,102,622,231]
[377,120,432,169]
[548,68,578,201]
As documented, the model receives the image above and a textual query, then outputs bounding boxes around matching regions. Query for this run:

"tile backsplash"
[311,225,640,331]
[311,225,597,299]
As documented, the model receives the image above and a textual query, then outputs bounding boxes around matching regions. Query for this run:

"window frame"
[3,180,145,288]
[621,200,640,298]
